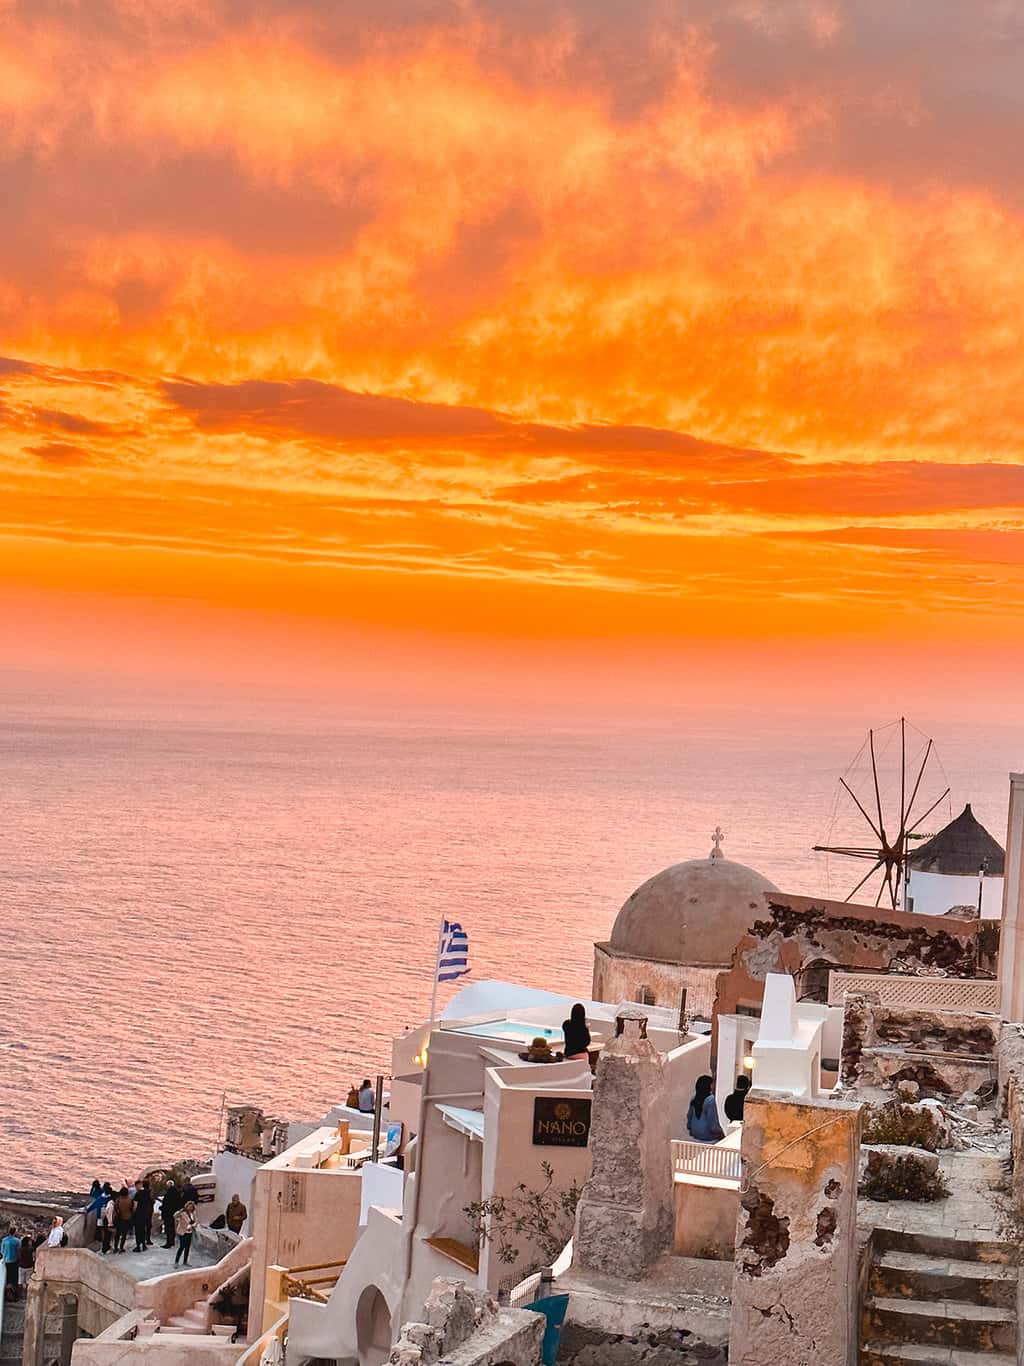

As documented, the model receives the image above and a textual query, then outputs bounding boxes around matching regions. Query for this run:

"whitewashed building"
[905,803,1005,920]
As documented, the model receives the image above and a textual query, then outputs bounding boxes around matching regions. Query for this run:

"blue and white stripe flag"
[437,920,470,982]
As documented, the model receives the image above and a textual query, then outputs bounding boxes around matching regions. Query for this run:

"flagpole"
[427,913,446,1025]
[403,913,447,1314]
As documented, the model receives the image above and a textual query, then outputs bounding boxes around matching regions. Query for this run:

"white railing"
[671,1139,742,1184]
[827,971,1000,1013]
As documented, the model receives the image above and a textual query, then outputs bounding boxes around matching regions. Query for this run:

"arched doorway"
[355,1285,392,1366]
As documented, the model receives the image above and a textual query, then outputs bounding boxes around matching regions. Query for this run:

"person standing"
[133,1181,155,1252]
[224,1194,247,1235]
[112,1189,135,1253]
[174,1202,198,1267]
[98,1194,115,1255]
[18,1235,35,1292]
[2,1227,21,1301]
[357,1079,375,1113]
[45,1217,66,1249]
[161,1181,181,1249]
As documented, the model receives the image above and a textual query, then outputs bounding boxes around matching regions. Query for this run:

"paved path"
[96,1237,218,1281]
[859,1138,1012,1244]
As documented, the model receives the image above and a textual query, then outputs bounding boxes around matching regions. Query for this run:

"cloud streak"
[2,4,1024,654]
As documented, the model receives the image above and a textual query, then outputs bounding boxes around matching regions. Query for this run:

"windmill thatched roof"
[909,803,1005,877]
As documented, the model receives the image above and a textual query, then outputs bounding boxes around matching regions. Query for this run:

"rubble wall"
[998,1024,1024,1213]
[842,999,999,1098]
[715,893,994,1026]
[389,1278,543,1366]
[729,1092,861,1366]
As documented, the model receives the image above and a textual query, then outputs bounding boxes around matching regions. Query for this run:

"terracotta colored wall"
[714,892,994,1028]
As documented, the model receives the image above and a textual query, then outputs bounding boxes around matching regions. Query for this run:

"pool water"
[447,1020,564,1045]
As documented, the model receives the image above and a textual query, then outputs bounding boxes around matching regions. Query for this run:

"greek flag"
[437,920,470,982]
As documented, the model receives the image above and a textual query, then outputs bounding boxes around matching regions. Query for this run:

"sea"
[0,700,1018,1191]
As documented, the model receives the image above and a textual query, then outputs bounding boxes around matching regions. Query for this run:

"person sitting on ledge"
[358,1079,376,1113]
[686,1075,725,1143]
[724,1074,751,1122]
[518,1037,561,1063]
[562,1003,591,1061]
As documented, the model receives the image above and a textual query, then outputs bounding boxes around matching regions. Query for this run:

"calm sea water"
[0,703,1017,1190]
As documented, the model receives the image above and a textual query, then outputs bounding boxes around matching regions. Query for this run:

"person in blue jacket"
[686,1075,725,1143]
[1,1226,22,1301]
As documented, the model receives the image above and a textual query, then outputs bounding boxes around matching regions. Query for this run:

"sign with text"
[532,1096,592,1147]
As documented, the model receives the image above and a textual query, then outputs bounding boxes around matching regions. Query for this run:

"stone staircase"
[0,1298,64,1366]
[861,1228,1019,1366]
[164,1306,209,1335]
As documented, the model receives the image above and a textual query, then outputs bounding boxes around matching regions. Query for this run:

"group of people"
[1,1219,66,1300]
[85,1178,201,1266]
[686,1074,751,1143]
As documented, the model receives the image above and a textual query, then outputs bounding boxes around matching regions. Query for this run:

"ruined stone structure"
[714,892,998,1029]
[841,996,999,1099]
[387,1278,543,1365]
[573,1008,674,1280]
[729,1092,861,1366]
[224,1105,289,1160]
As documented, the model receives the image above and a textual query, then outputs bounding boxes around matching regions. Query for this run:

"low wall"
[32,1247,137,1337]
[75,1333,243,1366]
[998,1024,1024,1213]
[673,1183,736,1261]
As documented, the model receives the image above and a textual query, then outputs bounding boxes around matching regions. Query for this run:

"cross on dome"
[710,826,725,860]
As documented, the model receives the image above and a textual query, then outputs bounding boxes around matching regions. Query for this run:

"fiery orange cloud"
[1,1,1024,696]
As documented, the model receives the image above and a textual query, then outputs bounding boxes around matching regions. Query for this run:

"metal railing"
[671,1139,741,1184]
[827,971,1000,1014]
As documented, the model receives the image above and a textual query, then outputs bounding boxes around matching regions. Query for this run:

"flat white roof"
[437,1104,486,1142]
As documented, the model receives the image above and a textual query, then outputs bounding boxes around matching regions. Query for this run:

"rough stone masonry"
[573,1008,674,1280]
[729,1091,861,1366]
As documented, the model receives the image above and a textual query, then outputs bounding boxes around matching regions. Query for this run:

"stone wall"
[842,998,999,1098]
[388,1278,543,1365]
[592,948,720,1020]
[573,1011,674,1280]
[714,892,995,1028]
[729,1092,861,1366]
[555,1323,727,1365]
[998,1023,1024,1213]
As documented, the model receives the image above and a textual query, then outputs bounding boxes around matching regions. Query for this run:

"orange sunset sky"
[2,1,1024,712]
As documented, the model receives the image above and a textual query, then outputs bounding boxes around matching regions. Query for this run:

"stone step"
[870,1251,1018,1309]
[873,1229,1019,1267]
[861,1340,1016,1366]
[865,1297,1017,1355]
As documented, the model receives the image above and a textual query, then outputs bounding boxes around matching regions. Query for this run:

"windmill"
[813,717,951,910]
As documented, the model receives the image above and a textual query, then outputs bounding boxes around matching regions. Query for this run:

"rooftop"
[909,803,1005,877]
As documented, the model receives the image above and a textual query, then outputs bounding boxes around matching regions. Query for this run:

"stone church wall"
[592,947,719,1019]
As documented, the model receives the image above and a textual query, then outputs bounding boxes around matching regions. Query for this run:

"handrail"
[671,1138,742,1184]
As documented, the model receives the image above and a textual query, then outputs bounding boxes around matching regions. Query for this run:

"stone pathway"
[859,1133,1019,1365]
[92,1237,218,1281]
[859,1146,1011,1246]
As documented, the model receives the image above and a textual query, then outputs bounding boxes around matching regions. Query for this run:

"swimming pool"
[447,1020,564,1046]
